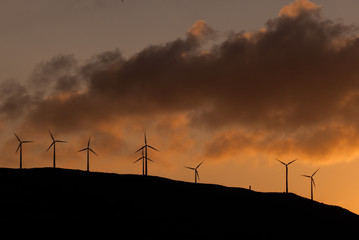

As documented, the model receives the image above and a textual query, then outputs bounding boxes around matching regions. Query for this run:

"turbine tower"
[135,132,158,176]
[46,130,67,168]
[78,137,98,172]
[134,148,153,175]
[14,132,33,169]
[276,158,297,193]
[134,149,145,175]
[185,161,204,184]
[302,168,319,201]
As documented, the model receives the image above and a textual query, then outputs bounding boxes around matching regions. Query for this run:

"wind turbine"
[302,168,319,201]
[46,130,67,168]
[185,161,204,184]
[78,137,98,172]
[276,158,297,193]
[134,148,153,175]
[14,132,33,169]
[135,132,159,176]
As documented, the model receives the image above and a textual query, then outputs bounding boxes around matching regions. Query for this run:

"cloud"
[278,0,321,18]
[3,1,359,165]
[0,79,34,121]
[29,54,79,94]
[187,20,216,43]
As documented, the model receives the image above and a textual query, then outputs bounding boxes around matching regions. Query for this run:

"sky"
[2,0,359,214]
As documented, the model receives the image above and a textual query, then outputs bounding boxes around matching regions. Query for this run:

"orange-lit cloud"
[279,0,320,18]
[187,20,216,42]
[3,0,359,169]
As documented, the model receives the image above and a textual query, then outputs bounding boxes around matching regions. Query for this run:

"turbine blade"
[15,143,21,153]
[133,157,143,163]
[148,145,159,152]
[147,158,154,162]
[22,141,34,143]
[89,148,98,156]
[78,148,87,152]
[312,178,316,188]
[135,146,145,153]
[144,131,147,145]
[276,159,286,165]
[88,136,91,147]
[301,174,311,178]
[56,140,67,143]
[185,166,195,170]
[196,161,204,169]
[46,142,55,151]
[49,130,54,141]
[196,170,200,180]
[287,159,297,165]
[14,132,21,142]
[312,168,319,177]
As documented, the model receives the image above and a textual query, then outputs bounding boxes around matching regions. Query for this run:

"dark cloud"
[4,0,359,163]
[28,54,80,95]
[81,49,124,79]
[0,79,34,120]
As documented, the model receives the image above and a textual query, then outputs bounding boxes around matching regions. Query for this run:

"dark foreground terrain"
[0,168,357,238]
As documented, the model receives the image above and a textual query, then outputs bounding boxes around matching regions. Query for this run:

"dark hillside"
[0,168,357,238]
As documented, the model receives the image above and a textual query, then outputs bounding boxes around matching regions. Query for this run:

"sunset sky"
[2,0,359,214]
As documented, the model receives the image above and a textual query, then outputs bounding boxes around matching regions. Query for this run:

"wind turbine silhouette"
[135,132,158,176]
[14,132,33,169]
[134,148,153,175]
[276,158,297,193]
[46,130,67,168]
[185,161,204,184]
[302,168,319,201]
[78,137,98,172]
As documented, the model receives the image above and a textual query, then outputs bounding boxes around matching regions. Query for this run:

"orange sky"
[2,0,359,214]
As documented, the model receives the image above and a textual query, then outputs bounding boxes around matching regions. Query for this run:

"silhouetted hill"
[0,168,357,238]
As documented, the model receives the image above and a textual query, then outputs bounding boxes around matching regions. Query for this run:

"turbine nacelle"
[302,168,320,200]
[302,168,319,186]
[276,158,297,166]
[14,132,34,152]
[185,161,204,183]
[47,130,67,168]
[14,132,34,169]
[47,130,67,151]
